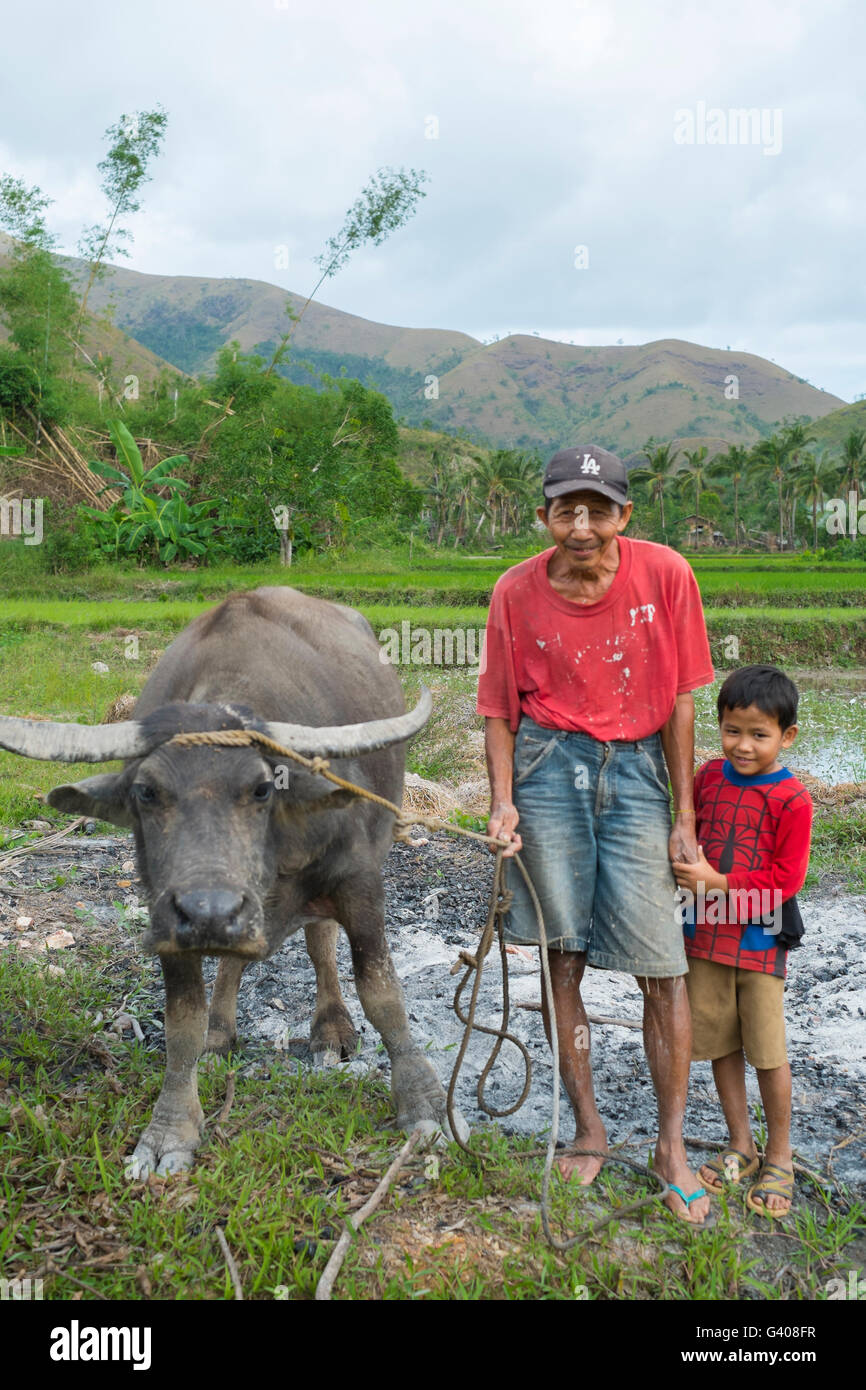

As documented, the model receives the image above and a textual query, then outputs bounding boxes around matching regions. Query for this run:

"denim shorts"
[503,716,687,978]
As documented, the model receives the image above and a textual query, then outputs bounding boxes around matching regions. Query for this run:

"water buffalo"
[0,587,465,1176]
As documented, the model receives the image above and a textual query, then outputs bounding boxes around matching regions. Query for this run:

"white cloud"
[0,0,862,398]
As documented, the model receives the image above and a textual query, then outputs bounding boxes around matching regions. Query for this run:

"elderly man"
[477,445,713,1223]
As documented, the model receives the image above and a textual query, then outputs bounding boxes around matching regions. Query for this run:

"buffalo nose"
[174,890,245,929]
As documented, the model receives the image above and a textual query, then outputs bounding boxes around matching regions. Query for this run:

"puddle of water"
[695,670,866,784]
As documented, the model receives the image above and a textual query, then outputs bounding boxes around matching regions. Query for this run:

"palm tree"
[840,428,866,512]
[675,446,719,548]
[629,439,678,543]
[792,448,841,550]
[779,420,815,545]
[471,450,539,540]
[450,465,476,547]
[504,451,542,533]
[708,444,749,550]
[748,434,790,551]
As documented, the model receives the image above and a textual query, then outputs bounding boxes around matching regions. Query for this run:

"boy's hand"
[672,845,728,893]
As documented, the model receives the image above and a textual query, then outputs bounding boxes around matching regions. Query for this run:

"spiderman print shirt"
[683,758,813,979]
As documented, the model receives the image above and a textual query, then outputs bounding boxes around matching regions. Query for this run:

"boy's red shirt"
[684,758,813,978]
[476,537,713,740]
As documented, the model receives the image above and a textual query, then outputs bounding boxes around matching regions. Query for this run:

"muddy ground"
[2,827,864,1195]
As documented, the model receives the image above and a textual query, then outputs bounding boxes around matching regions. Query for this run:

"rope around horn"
[168,726,673,1247]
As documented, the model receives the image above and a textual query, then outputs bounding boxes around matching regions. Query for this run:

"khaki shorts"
[686,956,787,1070]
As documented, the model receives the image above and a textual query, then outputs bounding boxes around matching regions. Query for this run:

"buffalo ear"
[47,774,136,830]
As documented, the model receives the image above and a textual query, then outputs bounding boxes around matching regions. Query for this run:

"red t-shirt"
[683,758,812,977]
[476,537,713,740]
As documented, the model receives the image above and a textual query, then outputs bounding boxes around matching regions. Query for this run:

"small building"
[680,513,727,548]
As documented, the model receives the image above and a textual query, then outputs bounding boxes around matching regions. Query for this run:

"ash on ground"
[2,829,864,1193]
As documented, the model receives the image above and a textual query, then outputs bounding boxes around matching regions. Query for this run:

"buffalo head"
[0,690,431,960]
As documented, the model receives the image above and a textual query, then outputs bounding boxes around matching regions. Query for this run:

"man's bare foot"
[556,1132,608,1184]
[654,1142,712,1224]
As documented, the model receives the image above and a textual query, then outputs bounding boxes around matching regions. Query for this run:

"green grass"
[695,569,866,606]
[1,948,861,1300]
[807,809,866,892]
[2,541,864,609]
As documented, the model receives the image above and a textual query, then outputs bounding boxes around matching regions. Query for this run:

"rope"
[167,725,672,1246]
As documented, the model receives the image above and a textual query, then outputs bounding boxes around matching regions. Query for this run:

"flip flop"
[699,1148,760,1194]
[746,1162,794,1218]
[666,1183,711,1226]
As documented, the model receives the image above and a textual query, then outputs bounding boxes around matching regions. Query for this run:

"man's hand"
[669,817,699,867]
[660,692,699,868]
[672,845,728,893]
[487,801,522,857]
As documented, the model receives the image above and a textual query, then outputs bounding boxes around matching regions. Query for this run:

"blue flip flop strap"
[668,1184,707,1206]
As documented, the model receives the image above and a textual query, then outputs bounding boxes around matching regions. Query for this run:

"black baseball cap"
[543,445,629,505]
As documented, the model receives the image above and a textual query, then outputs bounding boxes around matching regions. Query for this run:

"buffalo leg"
[206,956,247,1054]
[303,919,358,1059]
[126,956,207,1179]
[331,876,468,1142]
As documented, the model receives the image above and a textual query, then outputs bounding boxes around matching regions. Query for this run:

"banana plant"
[87,419,190,508]
[81,419,224,565]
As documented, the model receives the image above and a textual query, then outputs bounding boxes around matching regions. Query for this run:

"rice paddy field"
[1,540,864,856]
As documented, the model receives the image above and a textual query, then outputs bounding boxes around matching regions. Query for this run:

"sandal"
[699,1148,760,1194]
[665,1184,713,1227]
[746,1161,794,1218]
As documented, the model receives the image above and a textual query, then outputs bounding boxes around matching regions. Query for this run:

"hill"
[0,236,846,453]
[805,398,866,451]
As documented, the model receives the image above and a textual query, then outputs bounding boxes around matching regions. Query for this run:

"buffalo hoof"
[412,1113,471,1148]
[392,1052,471,1147]
[124,1112,203,1181]
[310,1005,358,1062]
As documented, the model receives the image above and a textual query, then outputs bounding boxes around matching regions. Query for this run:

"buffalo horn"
[265,686,432,757]
[0,717,151,764]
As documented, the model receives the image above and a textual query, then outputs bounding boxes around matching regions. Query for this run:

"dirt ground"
[2,823,864,1197]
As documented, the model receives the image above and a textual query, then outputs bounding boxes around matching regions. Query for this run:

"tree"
[675,446,719,548]
[470,450,538,541]
[748,435,790,550]
[840,428,866,512]
[0,176,78,432]
[779,419,815,545]
[263,167,429,377]
[75,107,168,336]
[629,439,678,543]
[708,444,749,549]
[792,447,840,550]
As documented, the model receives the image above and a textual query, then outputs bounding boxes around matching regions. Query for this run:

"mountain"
[805,398,866,451]
[0,236,846,453]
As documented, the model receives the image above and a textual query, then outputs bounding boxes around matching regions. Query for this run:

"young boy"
[672,665,813,1218]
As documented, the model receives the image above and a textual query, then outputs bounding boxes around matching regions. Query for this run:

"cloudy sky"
[1,0,863,399]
